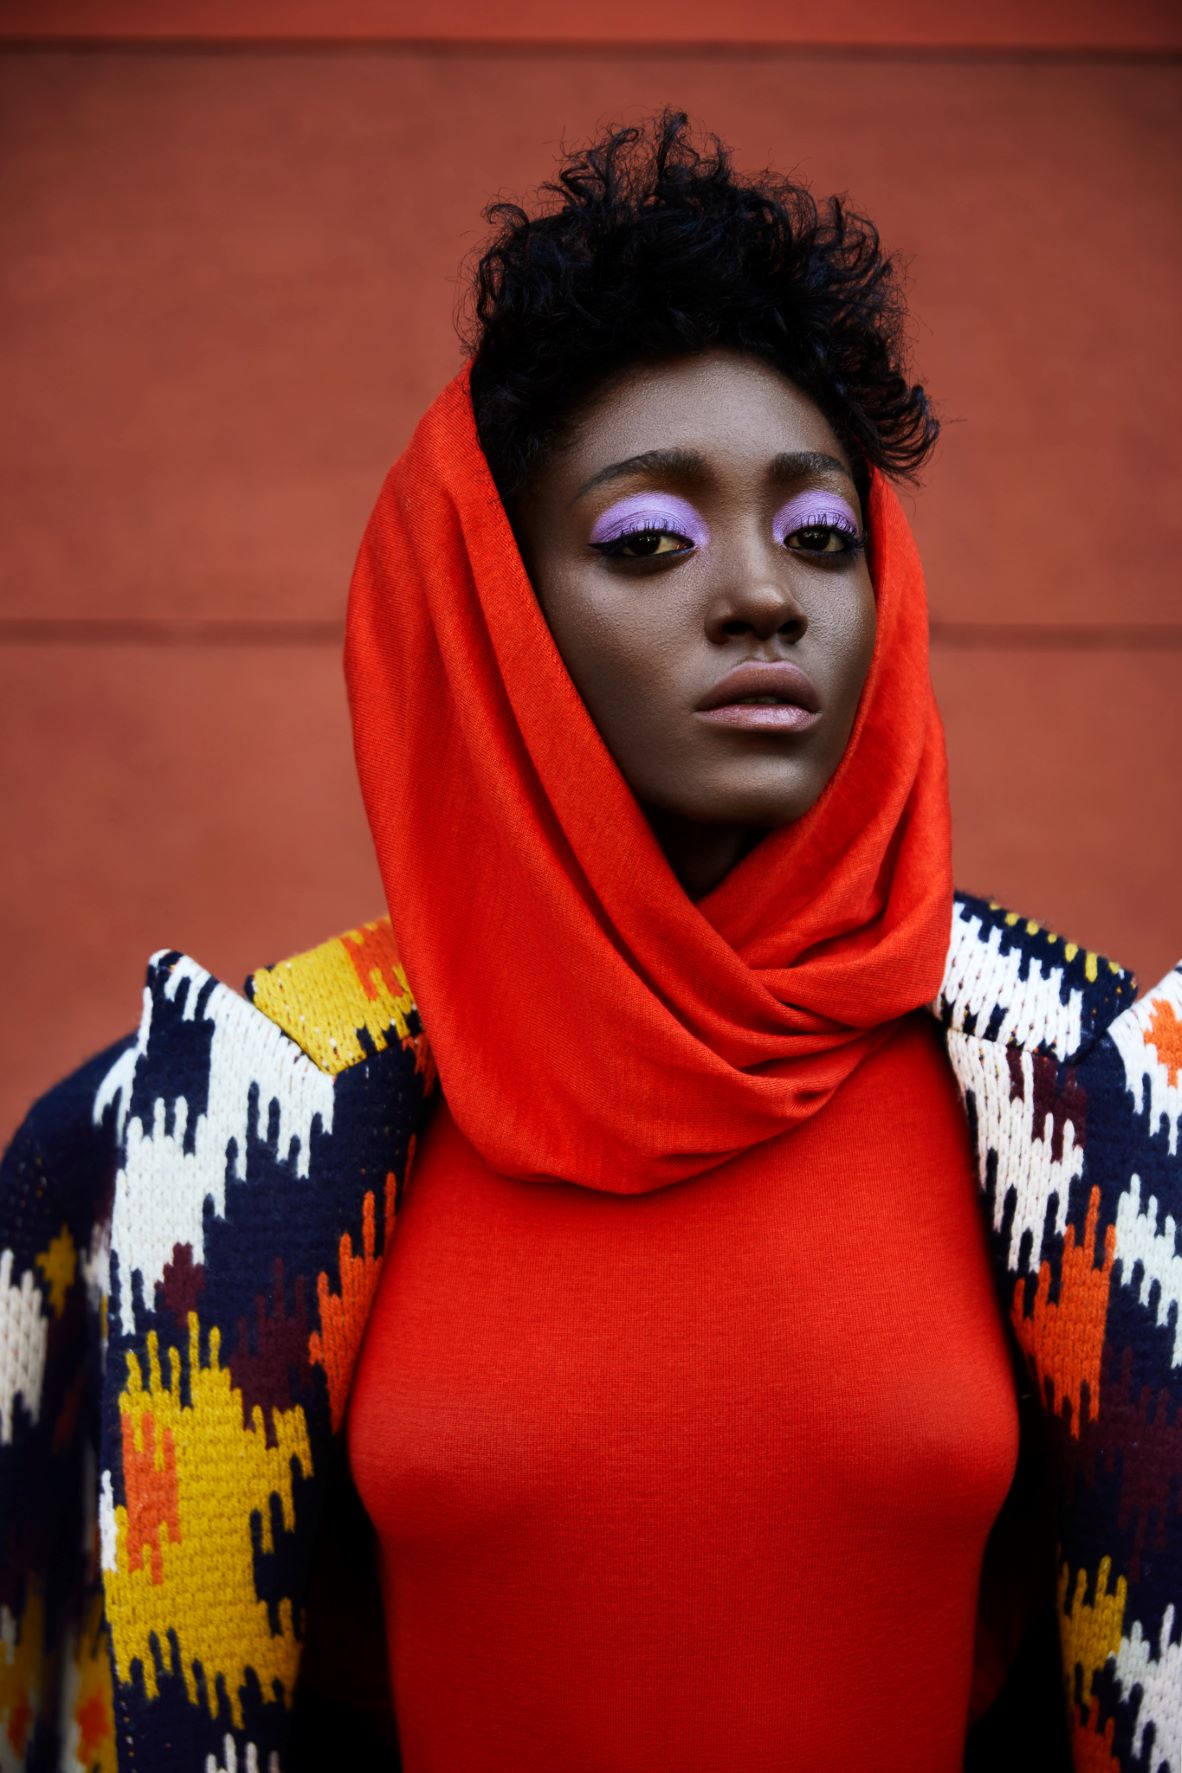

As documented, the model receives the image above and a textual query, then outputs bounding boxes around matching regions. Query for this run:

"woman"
[1,111,1177,1773]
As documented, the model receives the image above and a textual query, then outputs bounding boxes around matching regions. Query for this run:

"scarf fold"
[344,359,952,1193]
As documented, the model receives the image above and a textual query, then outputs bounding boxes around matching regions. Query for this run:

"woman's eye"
[785,522,860,555]
[592,527,693,560]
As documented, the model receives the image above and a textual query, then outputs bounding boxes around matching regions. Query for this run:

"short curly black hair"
[457,107,939,519]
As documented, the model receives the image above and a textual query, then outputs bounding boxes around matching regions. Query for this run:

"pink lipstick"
[694,659,822,733]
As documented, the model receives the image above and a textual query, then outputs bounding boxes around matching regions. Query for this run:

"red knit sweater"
[346,1012,1019,1771]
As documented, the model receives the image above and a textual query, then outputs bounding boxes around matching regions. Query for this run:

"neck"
[642,808,765,902]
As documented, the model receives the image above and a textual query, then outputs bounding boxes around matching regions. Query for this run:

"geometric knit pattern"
[937,894,1181,1773]
[0,895,1177,1771]
[0,918,432,1772]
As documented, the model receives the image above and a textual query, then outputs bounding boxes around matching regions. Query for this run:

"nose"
[704,559,808,645]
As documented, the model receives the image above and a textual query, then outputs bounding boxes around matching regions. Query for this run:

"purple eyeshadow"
[588,492,711,548]
[774,490,861,542]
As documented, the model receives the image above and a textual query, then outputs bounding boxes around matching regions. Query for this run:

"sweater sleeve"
[933,893,1182,1771]
[1057,962,1182,1772]
[950,955,1181,1770]
[0,1034,136,1771]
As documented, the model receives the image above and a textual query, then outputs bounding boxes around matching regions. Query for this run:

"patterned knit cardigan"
[0,892,1178,1773]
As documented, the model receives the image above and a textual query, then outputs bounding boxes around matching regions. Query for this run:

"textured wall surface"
[4,0,1181,48]
[1,33,1179,1142]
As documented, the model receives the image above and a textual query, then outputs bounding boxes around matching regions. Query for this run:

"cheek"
[574,625,681,765]
[543,578,674,720]
[545,596,694,802]
[826,577,877,719]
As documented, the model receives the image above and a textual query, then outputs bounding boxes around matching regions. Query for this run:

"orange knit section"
[342,922,436,1086]
[121,1411,181,1585]
[1071,1697,1121,1770]
[342,921,404,1004]
[4,1691,30,1759]
[73,1589,116,1772]
[1143,997,1182,1086]
[0,1576,43,1759]
[309,1170,396,1432]
[1012,1186,1115,1434]
[75,1689,113,1768]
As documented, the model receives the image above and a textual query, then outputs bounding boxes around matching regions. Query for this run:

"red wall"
[4,0,1180,49]
[2,20,1179,1141]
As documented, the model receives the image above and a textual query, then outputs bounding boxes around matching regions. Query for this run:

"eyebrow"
[571,446,855,505]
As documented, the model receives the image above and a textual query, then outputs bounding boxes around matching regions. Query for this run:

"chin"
[681,765,828,829]
[667,790,819,830]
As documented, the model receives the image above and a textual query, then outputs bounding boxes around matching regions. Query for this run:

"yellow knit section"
[106,1315,312,1729]
[1059,1555,1127,1704]
[247,917,423,1077]
[35,1223,76,1318]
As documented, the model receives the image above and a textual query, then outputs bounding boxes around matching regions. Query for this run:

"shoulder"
[933,888,1142,1062]
[2,913,435,1196]
[130,910,432,1101]
[244,914,433,1084]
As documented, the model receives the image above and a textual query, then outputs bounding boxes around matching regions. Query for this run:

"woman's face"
[510,347,877,895]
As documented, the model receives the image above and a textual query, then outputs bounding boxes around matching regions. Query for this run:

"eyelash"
[589,516,867,563]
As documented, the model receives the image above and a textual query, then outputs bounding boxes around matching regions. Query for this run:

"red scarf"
[344,360,952,1193]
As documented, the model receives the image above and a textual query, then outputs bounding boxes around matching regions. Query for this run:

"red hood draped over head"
[344,359,952,1194]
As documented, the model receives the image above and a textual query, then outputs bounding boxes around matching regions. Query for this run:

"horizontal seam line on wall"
[1,618,1181,649]
[1,39,1179,64]
[929,622,1182,649]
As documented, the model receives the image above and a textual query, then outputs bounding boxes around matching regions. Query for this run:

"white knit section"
[1107,968,1182,1159]
[941,905,1084,1056]
[1115,1604,1182,1772]
[110,952,335,1318]
[91,1036,133,1383]
[79,1205,111,1377]
[945,1032,1077,1276]
[0,1249,49,1444]
[98,1467,117,1574]
[205,1733,281,1773]
[1114,1174,1182,1368]
[79,1208,111,1320]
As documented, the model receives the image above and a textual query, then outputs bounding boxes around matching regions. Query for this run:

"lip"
[694,659,822,733]
[696,703,820,732]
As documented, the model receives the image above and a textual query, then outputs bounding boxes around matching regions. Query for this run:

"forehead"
[561,349,849,477]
